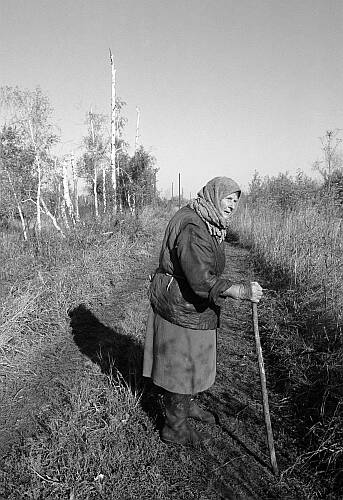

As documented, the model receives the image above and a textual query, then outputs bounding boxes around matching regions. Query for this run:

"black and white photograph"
[0,1,342,498]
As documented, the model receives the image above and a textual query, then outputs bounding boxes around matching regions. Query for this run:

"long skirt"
[143,308,216,394]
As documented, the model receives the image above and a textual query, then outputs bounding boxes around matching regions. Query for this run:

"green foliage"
[313,129,343,183]
[0,85,58,152]
[0,126,36,222]
[123,146,158,210]
[323,169,343,207]
[249,170,319,210]
[0,86,59,228]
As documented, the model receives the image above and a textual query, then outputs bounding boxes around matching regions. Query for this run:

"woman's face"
[220,192,239,219]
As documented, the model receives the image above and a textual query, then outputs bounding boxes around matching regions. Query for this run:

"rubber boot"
[160,392,206,446]
[188,396,216,425]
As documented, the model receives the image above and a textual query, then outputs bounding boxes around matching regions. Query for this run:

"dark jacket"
[149,206,232,329]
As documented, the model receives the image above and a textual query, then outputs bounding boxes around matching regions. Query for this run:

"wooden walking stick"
[252,302,279,476]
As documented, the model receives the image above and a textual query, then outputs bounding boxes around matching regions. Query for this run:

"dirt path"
[85,242,302,499]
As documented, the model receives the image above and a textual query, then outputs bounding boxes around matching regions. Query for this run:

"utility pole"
[109,48,117,213]
[178,172,181,210]
[171,181,174,201]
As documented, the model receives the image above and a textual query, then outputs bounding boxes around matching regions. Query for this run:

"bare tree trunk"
[94,165,99,218]
[5,168,28,241]
[102,165,107,213]
[135,106,140,151]
[40,197,65,237]
[17,202,28,241]
[109,48,117,213]
[70,153,80,222]
[62,157,75,225]
[61,198,69,229]
[119,190,122,212]
[90,110,99,218]
[127,192,134,214]
[28,120,42,237]
[57,172,62,219]
[36,155,42,234]
[118,163,122,213]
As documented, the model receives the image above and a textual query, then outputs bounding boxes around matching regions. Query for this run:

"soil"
[0,239,305,500]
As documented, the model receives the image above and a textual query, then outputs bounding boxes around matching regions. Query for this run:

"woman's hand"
[223,282,263,302]
[246,282,263,303]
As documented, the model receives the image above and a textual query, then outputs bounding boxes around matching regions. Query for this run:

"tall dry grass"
[232,198,343,493]
[4,205,258,499]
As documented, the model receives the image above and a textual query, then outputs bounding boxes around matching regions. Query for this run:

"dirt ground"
[0,240,306,499]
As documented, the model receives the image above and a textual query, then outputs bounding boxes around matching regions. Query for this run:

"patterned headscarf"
[188,176,241,241]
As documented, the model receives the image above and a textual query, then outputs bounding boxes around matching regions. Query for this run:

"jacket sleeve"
[175,223,232,305]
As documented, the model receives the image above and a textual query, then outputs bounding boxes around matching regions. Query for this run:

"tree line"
[0,85,158,241]
[247,129,343,212]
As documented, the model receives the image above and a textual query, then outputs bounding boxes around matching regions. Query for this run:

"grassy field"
[0,208,169,499]
[232,197,343,495]
[1,199,342,498]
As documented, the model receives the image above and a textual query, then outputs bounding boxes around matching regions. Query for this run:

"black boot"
[160,392,206,446]
[188,396,216,425]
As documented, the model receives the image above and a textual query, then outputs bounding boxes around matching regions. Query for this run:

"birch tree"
[135,106,140,152]
[0,125,35,239]
[70,153,80,222]
[62,155,76,224]
[80,104,127,216]
[109,49,117,213]
[0,86,59,237]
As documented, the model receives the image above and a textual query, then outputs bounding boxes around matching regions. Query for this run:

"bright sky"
[1,0,343,197]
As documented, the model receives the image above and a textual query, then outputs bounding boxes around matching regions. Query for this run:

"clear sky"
[1,0,343,197]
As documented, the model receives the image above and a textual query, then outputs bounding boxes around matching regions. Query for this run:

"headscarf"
[188,176,241,241]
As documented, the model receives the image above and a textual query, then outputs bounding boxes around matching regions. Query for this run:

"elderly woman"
[143,176,262,445]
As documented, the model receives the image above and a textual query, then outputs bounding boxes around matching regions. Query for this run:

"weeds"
[232,196,343,495]
[0,207,171,498]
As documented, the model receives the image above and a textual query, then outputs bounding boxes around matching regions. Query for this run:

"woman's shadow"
[68,304,164,429]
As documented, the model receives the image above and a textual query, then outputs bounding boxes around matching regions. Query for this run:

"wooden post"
[109,48,117,213]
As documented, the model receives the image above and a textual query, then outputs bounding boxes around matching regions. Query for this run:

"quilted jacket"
[149,206,232,329]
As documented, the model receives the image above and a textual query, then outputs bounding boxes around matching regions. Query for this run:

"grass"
[4,205,250,500]
[0,198,340,500]
[0,206,173,499]
[231,197,343,496]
